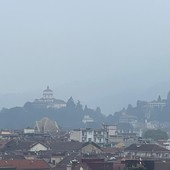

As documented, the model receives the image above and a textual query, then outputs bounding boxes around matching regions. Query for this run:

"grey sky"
[0,0,170,114]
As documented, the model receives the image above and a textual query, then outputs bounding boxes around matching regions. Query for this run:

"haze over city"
[0,0,170,114]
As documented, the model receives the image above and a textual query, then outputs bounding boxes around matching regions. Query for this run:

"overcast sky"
[0,0,170,114]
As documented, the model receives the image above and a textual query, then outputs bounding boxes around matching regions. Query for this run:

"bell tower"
[42,86,53,102]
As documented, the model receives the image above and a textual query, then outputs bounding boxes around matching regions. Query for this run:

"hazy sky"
[0,0,170,114]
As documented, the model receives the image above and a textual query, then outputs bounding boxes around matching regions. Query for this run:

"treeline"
[0,97,107,129]
[110,91,170,123]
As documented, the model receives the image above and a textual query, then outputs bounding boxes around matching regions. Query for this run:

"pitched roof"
[102,147,123,154]
[0,160,50,170]
[125,143,170,152]
[50,141,82,153]
[2,140,35,151]
[2,154,25,160]
[57,152,81,166]
[2,140,48,152]
[81,142,101,150]
[29,142,49,150]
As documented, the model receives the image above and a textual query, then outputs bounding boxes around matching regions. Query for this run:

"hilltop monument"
[33,86,66,109]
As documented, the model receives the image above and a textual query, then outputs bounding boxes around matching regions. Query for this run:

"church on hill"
[34,86,66,109]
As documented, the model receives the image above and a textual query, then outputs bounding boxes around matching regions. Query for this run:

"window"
[88,138,92,142]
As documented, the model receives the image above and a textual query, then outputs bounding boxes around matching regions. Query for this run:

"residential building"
[124,143,170,159]
[0,160,50,170]
[70,129,82,142]
[70,125,119,145]
[70,128,107,145]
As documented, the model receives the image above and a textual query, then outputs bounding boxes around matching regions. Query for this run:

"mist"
[0,0,170,114]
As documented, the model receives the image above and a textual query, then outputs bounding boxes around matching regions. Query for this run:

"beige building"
[81,142,103,154]
[70,129,82,142]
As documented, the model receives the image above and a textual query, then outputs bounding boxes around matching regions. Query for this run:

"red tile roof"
[0,160,50,170]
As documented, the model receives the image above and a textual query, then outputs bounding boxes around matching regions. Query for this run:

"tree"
[143,129,168,140]
[127,104,134,115]
[76,100,83,112]
[66,97,76,109]
[96,107,101,114]
[157,95,161,102]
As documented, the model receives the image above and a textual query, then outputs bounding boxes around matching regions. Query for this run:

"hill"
[0,97,106,129]
[107,91,170,123]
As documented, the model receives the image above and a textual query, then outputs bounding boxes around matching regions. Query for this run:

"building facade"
[70,125,117,145]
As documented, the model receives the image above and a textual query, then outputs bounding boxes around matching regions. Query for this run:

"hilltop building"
[33,86,66,109]
[138,95,166,111]
[42,85,54,102]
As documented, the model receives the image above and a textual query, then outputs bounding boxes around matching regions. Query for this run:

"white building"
[70,129,82,142]
[24,128,35,134]
[82,128,95,142]
[34,86,66,109]
[70,128,105,144]
[82,115,94,124]
[42,86,54,102]
[70,126,117,145]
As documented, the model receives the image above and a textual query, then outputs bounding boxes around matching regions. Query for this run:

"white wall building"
[70,129,82,142]
[24,128,35,134]
[34,86,66,109]
[70,126,117,145]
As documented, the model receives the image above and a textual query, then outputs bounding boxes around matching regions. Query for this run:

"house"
[29,142,49,152]
[102,147,123,158]
[70,126,118,145]
[124,143,170,159]
[52,142,104,169]
[67,158,124,170]
[81,142,103,154]
[81,158,113,170]
[154,160,170,170]
[55,158,124,170]
[70,129,82,142]
[0,160,50,170]
[124,159,170,170]
[0,140,50,161]
[1,140,49,153]
[49,141,82,153]
[70,128,107,144]
[50,153,65,166]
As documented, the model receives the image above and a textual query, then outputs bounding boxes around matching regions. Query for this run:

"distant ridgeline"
[112,91,170,123]
[0,86,106,129]
[1,87,170,129]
